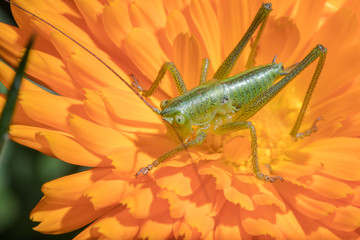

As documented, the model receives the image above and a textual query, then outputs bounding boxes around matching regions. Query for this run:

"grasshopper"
[133,2,327,182]
[6,1,327,183]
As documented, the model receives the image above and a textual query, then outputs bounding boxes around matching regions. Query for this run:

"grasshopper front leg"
[214,121,284,182]
[132,62,188,97]
[135,132,207,177]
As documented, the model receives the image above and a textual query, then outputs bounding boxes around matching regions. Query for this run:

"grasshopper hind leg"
[293,117,323,141]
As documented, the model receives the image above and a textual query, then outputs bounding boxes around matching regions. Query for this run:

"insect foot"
[129,74,144,93]
[293,117,323,141]
[135,167,149,177]
[135,160,160,177]
[258,173,284,183]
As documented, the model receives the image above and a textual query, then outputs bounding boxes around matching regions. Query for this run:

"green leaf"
[0,36,35,154]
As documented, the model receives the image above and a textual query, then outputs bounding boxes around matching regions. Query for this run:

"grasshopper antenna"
[7,0,212,206]
[5,0,160,115]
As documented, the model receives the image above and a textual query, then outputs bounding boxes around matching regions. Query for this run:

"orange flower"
[1,0,360,239]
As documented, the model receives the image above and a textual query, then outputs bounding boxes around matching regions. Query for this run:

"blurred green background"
[0,2,85,239]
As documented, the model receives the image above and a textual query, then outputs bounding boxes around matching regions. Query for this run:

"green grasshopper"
[7,1,327,183]
[133,2,327,182]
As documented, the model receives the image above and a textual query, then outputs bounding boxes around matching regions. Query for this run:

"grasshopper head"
[160,102,192,141]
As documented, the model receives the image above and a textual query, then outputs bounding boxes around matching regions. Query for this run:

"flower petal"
[41,168,110,204]
[303,138,360,181]
[173,33,203,90]
[83,207,140,240]
[84,173,129,210]
[19,90,83,132]
[130,0,166,33]
[190,0,221,69]
[320,206,360,231]
[68,114,136,155]
[37,131,108,167]
[31,198,113,234]
[165,10,190,44]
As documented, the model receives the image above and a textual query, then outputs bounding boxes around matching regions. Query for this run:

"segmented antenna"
[5,0,160,115]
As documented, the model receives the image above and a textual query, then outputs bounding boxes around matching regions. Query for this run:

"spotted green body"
[160,63,283,139]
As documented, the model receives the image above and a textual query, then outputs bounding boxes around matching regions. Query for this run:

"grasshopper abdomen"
[222,63,284,110]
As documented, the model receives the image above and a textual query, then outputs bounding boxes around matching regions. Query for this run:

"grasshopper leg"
[293,116,323,141]
[234,45,327,135]
[132,62,187,97]
[214,3,272,80]
[214,121,284,182]
[135,132,207,177]
[199,58,210,85]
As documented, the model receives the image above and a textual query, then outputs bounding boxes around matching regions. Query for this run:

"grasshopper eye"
[174,114,185,126]
[160,99,169,110]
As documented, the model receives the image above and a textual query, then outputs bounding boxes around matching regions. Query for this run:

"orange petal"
[242,207,306,238]
[36,131,109,167]
[138,216,173,240]
[68,114,135,155]
[130,0,166,33]
[100,87,163,126]
[312,6,358,55]
[108,146,155,176]
[0,61,43,92]
[102,0,132,48]
[320,205,360,231]
[184,201,214,238]
[123,28,175,97]
[157,189,186,218]
[216,0,263,74]
[75,0,116,51]
[156,171,194,197]
[252,183,286,212]
[172,33,203,90]
[85,206,140,240]
[274,210,306,239]
[19,90,82,132]
[300,175,353,199]
[350,185,360,207]
[257,17,300,66]
[214,203,242,239]
[0,23,24,66]
[293,0,326,44]
[272,157,321,180]
[279,183,336,220]
[223,180,254,211]
[109,133,176,175]
[31,198,112,234]
[84,173,129,210]
[242,217,279,238]
[120,186,154,218]
[190,0,221,69]
[173,219,197,239]
[83,89,117,128]
[9,125,59,155]
[50,31,130,91]
[41,168,110,204]
[198,162,232,190]
[165,10,190,44]
[302,138,360,181]
[25,49,82,98]
[164,0,190,13]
